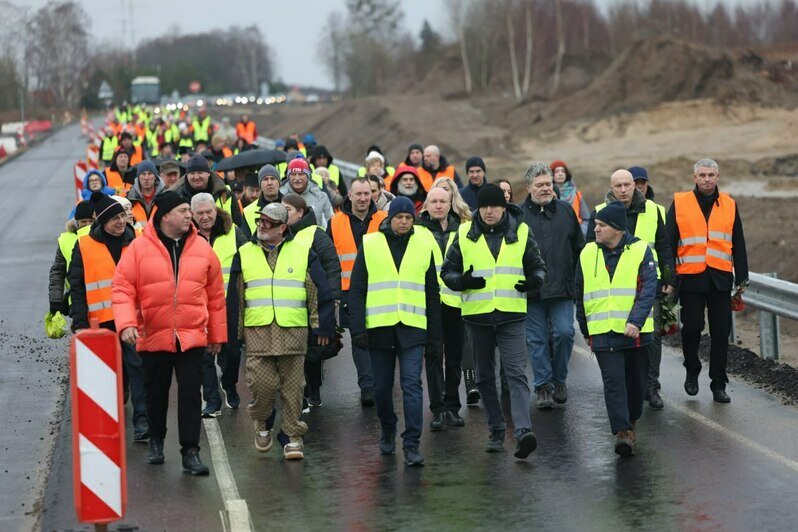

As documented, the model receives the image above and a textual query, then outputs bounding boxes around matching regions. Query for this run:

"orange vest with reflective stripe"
[77,236,127,324]
[330,210,387,291]
[236,121,257,144]
[415,165,455,192]
[131,202,157,223]
[674,191,735,274]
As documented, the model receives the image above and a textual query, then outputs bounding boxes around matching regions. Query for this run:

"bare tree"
[446,0,472,95]
[551,0,565,95]
[26,2,90,107]
[506,0,534,102]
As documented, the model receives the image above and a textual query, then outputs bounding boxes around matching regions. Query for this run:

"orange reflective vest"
[131,201,157,224]
[570,190,584,225]
[236,121,257,144]
[330,210,387,291]
[674,191,735,274]
[77,236,127,324]
[415,164,455,192]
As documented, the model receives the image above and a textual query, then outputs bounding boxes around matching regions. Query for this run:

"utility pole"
[18,85,25,122]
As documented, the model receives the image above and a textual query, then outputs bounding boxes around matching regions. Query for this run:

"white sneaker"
[283,440,304,460]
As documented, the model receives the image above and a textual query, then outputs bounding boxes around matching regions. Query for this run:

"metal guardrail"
[257,136,798,361]
[739,272,798,360]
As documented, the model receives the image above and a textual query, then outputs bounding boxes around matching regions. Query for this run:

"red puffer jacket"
[112,223,227,352]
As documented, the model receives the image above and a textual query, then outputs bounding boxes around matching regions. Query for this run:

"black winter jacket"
[170,173,243,227]
[441,204,546,325]
[68,223,137,331]
[665,186,748,293]
[459,180,486,211]
[586,189,675,288]
[416,210,462,253]
[348,222,442,350]
[519,197,584,300]
[291,207,342,299]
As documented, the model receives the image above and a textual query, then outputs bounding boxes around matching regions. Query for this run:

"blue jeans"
[525,298,575,391]
[122,342,147,424]
[370,344,424,449]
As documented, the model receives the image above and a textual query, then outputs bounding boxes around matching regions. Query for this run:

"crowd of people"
[48,104,748,473]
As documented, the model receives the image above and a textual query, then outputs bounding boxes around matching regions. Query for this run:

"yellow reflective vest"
[311,164,341,188]
[596,199,663,279]
[363,231,434,330]
[240,237,311,328]
[579,240,654,336]
[192,116,211,142]
[212,229,238,296]
[414,225,460,309]
[458,221,528,316]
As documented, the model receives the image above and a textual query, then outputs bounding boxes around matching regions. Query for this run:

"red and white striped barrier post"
[87,145,100,170]
[80,116,89,137]
[70,318,127,529]
[74,161,87,203]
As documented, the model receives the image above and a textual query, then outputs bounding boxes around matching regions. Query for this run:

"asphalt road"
[0,124,84,531]
[4,127,798,531]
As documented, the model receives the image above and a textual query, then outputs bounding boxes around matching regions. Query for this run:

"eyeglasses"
[255,218,279,228]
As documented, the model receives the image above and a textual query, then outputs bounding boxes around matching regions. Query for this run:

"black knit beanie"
[477,183,507,208]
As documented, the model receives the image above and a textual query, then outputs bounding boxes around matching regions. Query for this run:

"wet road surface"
[0,124,86,531]
[42,335,798,531]
[4,127,797,531]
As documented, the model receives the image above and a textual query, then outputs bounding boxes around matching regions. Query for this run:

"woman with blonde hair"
[430,177,472,221]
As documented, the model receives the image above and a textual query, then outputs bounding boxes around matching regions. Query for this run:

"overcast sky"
[24,0,764,89]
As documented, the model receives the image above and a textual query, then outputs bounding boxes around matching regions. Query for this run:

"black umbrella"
[215,149,287,171]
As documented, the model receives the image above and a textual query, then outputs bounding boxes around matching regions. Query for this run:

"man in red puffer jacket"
[113,190,227,476]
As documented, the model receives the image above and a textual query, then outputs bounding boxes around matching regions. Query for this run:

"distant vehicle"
[130,76,161,104]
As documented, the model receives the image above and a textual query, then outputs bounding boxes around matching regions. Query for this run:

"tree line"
[0,1,274,114]
[320,0,798,101]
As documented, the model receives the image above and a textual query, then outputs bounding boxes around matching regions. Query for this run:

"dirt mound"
[516,37,798,129]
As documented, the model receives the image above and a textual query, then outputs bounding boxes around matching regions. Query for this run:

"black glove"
[352,333,369,350]
[514,276,542,293]
[49,301,65,315]
[461,265,486,290]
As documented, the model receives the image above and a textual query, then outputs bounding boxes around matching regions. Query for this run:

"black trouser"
[595,347,649,434]
[680,287,731,390]
[425,304,464,413]
[305,359,322,394]
[217,341,242,392]
[141,346,204,453]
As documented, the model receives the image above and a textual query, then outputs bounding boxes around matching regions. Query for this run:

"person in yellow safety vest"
[191,193,248,417]
[575,201,657,458]
[666,158,748,404]
[68,193,149,441]
[309,144,347,196]
[348,196,442,466]
[414,187,469,431]
[357,145,396,181]
[586,169,675,411]
[242,165,284,239]
[48,201,94,316]
[101,128,119,166]
[228,202,335,460]
[115,104,132,124]
[192,108,212,144]
[441,184,545,460]
[163,121,181,147]
[170,155,244,227]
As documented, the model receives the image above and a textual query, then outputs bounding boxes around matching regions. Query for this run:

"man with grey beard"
[389,165,427,213]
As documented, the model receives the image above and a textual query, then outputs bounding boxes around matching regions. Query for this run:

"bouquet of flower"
[660,268,680,336]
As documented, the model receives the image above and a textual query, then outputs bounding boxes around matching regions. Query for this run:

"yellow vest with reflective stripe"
[596,200,662,279]
[415,225,461,308]
[212,230,238,296]
[216,194,232,218]
[580,240,654,335]
[192,116,211,142]
[363,231,433,329]
[458,221,528,316]
[101,136,118,161]
[58,225,91,301]
[240,238,311,328]
[243,201,260,235]
[311,164,341,188]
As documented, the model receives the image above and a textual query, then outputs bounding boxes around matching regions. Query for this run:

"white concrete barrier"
[0,136,18,156]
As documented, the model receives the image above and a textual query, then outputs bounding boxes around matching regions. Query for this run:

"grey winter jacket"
[280,180,334,229]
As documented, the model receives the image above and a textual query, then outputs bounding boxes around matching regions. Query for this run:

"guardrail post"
[758,273,780,360]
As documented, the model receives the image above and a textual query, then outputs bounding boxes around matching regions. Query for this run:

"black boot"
[379,429,396,456]
[147,439,164,465]
[182,448,209,476]
[646,389,664,410]
[684,373,699,396]
[444,410,465,427]
[429,412,445,431]
[403,447,424,467]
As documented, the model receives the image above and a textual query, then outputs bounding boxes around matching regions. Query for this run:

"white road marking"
[573,345,798,474]
[203,418,253,531]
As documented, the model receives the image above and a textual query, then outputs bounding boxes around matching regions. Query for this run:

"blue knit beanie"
[595,201,627,231]
[388,196,415,220]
